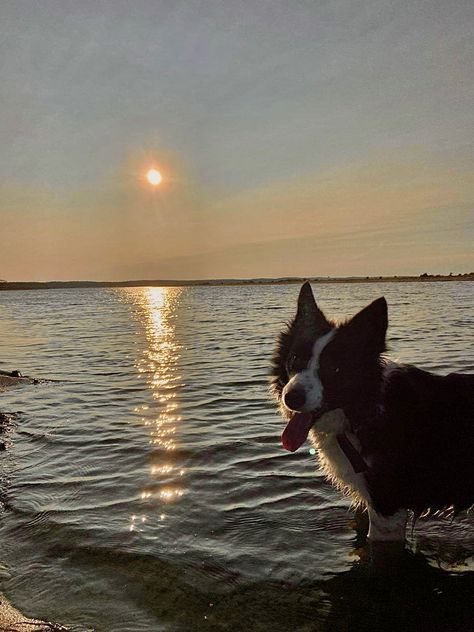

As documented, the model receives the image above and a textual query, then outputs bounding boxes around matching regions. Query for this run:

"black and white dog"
[270,282,474,541]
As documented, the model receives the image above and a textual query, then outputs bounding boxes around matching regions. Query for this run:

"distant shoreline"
[0,274,473,291]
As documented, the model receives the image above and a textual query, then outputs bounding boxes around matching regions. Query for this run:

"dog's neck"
[313,409,370,474]
[344,359,390,432]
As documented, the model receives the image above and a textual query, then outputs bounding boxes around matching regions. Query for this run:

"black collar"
[336,433,369,473]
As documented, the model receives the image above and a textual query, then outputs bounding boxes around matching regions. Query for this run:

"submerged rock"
[0,370,34,390]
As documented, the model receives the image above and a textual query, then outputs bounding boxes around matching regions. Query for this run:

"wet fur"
[270,283,474,537]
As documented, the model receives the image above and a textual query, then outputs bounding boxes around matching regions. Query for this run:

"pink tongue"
[281,412,314,452]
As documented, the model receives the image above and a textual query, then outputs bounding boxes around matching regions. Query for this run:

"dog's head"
[270,282,387,451]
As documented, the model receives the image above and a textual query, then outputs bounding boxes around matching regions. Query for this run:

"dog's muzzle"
[283,386,306,412]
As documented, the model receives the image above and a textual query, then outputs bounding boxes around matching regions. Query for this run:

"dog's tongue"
[281,412,314,452]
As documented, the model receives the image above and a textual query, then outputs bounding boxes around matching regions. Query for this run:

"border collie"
[270,282,474,541]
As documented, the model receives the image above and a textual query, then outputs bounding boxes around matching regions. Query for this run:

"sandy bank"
[0,595,46,631]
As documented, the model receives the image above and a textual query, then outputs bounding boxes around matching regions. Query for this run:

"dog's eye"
[334,367,340,374]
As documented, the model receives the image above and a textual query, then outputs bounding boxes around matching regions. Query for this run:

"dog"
[270,282,474,541]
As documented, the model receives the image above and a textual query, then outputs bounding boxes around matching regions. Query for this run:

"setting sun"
[146,168,162,186]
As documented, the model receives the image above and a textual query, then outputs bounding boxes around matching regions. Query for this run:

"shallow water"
[0,282,473,632]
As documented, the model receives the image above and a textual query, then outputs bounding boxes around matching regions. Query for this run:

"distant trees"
[420,272,473,278]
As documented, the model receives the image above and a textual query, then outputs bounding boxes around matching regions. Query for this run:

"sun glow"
[146,168,162,186]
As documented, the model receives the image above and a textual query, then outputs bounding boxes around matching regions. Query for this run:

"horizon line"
[1,272,473,290]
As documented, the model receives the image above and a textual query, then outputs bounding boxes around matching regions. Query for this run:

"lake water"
[0,282,473,632]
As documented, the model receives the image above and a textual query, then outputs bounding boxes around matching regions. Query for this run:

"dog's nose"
[284,387,306,411]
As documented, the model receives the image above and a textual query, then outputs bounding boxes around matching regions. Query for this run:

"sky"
[1,0,473,281]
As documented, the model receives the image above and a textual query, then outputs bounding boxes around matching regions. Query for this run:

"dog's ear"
[345,297,388,353]
[296,282,330,332]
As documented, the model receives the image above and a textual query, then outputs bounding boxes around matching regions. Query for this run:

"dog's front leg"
[367,507,407,541]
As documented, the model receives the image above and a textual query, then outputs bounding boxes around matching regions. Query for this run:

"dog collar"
[336,433,369,473]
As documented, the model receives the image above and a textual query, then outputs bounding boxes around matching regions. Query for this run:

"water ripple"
[0,283,472,631]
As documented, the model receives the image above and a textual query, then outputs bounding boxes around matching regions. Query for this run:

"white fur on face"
[282,329,335,412]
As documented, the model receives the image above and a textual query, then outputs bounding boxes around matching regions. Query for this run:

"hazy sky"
[1,0,473,280]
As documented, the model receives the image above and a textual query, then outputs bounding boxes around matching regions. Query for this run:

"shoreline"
[0,377,67,631]
[1,274,473,292]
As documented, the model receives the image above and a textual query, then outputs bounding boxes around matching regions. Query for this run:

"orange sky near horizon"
[1,150,472,281]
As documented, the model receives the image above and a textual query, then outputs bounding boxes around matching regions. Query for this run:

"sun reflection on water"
[127,287,186,531]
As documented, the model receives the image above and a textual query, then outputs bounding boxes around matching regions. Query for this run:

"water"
[0,282,473,632]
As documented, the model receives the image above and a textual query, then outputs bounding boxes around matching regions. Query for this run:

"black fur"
[368,367,474,516]
[270,282,474,518]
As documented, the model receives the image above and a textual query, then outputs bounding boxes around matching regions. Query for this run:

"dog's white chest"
[309,409,371,506]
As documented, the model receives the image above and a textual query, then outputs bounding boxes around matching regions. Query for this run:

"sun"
[146,168,162,186]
